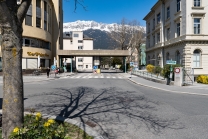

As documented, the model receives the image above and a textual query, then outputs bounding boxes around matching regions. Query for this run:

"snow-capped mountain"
[63,20,145,49]
[63,20,116,32]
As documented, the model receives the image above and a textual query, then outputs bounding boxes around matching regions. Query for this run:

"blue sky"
[63,0,158,26]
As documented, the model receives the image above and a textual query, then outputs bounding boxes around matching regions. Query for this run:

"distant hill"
[83,29,119,49]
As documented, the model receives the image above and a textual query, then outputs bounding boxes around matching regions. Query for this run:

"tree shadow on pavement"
[26,87,184,139]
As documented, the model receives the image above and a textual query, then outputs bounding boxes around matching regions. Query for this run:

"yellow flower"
[36,112,42,118]
[35,116,39,121]
[13,127,19,133]
[44,122,51,127]
[48,119,55,124]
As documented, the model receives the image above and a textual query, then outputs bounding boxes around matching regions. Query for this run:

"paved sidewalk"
[0,72,75,84]
[121,73,208,96]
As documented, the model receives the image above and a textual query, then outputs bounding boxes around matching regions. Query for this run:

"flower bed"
[0,112,93,139]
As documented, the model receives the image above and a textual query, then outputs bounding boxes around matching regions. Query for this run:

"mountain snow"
[63,20,146,32]
[63,20,117,32]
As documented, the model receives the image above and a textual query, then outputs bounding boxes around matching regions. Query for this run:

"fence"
[132,70,165,80]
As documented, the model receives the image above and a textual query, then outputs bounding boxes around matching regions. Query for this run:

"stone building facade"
[143,0,208,75]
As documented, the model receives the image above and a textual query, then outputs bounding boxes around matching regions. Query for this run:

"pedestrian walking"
[46,67,50,78]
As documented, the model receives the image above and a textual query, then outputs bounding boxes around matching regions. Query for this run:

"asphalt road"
[1,72,208,139]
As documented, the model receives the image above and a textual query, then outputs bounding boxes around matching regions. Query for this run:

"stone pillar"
[174,67,183,86]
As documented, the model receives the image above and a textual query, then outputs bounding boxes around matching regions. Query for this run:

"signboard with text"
[166,60,176,65]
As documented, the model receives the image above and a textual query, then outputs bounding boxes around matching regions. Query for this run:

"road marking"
[76,76,80,78]
[94,76,98,78]
[83,76,87,78]
[112,77,116,78]
[107,77,110,78]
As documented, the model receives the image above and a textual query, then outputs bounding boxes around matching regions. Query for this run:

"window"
[36,17,41,28]
[40,59,45,67]
[157,13,160,24]
[193,49,201,67]
[177,0,181,12]
[194,18,200,34]
[153,18,155,29]
[78,46,83,50]
[25,4,32,26]
[148,56,150,64]
[78,58,83,62]
[44,1,47,30]
[175,51,180,64]
[0,57,1,62]
[194,0,200,7]
[25,15,32,26]
[153,35,155,45]
[177,23,180,37]
[148,38,150,47]
[24,38,30,46]
[44,21,47,30]
[36,0,41,8]
[167,7,170,19]
[166,52,170,61]
[78,40,83,43]
[157,33,160,43]
[148,23,150,33]
[74,34,79,37]
[167,28,170,40]
[78,65,83,69]
[86,65,88,68]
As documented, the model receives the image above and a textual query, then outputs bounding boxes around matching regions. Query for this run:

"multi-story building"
[63,31,93,71]
[143,0,208,76]
[0,0,63,69]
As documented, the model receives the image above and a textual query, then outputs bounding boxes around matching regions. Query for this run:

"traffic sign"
[166,60,176,65]
[51,65,56,70]
[130,62,134,67]
[93,65,98,69]
[175,68,180,73]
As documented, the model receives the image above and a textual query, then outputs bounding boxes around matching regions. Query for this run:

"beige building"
[0,0,63,69]
[63,31,93,71]
[143,0,208,76]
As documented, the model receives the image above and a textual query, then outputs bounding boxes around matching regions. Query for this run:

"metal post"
[71,57,72,73]
[125,57,126,73]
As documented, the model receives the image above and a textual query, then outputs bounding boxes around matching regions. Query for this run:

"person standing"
[46,67,50,78]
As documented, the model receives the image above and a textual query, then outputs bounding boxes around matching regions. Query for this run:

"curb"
[127,77,208,96]
[0,110,104,139]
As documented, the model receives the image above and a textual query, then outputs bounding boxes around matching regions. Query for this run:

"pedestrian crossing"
[67,73,124,79]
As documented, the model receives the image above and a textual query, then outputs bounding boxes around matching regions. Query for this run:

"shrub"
[153,66,162,75]
[146,64,155,73]
[161,64,181,80]
[9,112,93,139]
[197,75,208,84]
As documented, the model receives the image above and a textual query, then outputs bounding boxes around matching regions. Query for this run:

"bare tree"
[108,19,145,64]
[0,0,31,138]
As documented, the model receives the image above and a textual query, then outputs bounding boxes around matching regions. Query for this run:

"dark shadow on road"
[26,87,184,139]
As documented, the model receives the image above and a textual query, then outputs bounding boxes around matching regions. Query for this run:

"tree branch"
[17,0,32,23]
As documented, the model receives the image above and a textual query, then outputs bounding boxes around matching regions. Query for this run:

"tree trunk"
[1,22,24,138]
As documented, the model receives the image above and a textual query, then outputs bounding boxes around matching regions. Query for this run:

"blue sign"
[130,62,134,67]
[93,66,98,69]
[51,65,56,70]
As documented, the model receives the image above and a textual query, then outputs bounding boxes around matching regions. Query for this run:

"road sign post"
[166,60,176,80]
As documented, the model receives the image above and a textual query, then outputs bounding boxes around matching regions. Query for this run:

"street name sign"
[166,60,176,65]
